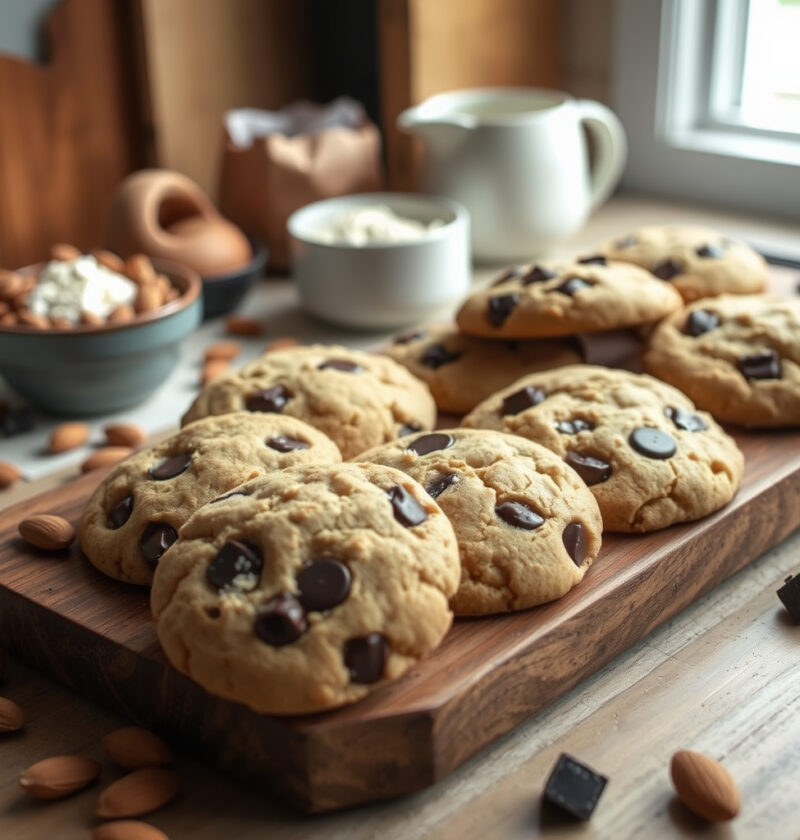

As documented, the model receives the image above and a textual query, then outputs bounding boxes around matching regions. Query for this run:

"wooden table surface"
[2,196,800,838]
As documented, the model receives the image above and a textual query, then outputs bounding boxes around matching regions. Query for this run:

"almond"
[109,303,136,323]
[50,316,75,330]
[102,727,172,770]
[81,310,105,326]
[92,249,126,274]
[0,270,23,299]
[0,696,26,732]
[264,336,299,352]
[126,254,157,286]
[51,243,81,262]
[49,421,90,453]
[92,821,169,840]
[17,309,50,329]
[0,460,22,488]
[19,513,75,550]
[670,749,740,822]
[104,423,146,448]
[0,312,18,326]
[20,755,101,799]
[96,767,180,818]
[135,284,163,314]
[225,315,262,336]
[201,359,229,385]
[204,341,241,362]
[81,447,134,473]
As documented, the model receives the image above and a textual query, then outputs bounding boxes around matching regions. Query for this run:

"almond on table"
[0,461,21,488]
[225,315,262,336]
[104,423,147,448]
[92,822,170,840]
[204,341,241,362]
[102,727,172,770]
[0,696,26,732]
[670,749,740,822]
[95,767,180,818]
[201,359,229,385]
[18,513,75,550]
[49,421,90,453]
[19,755,101,799]
[81,447,134,473]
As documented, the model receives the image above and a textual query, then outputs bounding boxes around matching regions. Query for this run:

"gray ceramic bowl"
[0,260,202,415]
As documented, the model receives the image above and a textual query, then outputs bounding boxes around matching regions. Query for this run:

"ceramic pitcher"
[398,88,627,262]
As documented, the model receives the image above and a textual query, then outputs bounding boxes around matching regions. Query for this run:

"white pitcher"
[398,87,627,262]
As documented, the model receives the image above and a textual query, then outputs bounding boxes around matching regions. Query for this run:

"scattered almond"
[204,341,241,362]
[126,255,157,286]
[81,447,134,473]
[17,309,50,329]
[96,767,180,818]
[201,359,229,385]
[0,460,21,488]
[50,242,81,262]
[19,513,75,550]
[102,727,172,770]
[225,315,262,336]
[92,821,169,840]
[92,249,126,274]
[108,303,136,323]
[20,755,101,799]
[0,696,26,732]
[50,316,75,330]
[81,310,105,327]
[264,336,299,352]
[670,749,740,822]
[104,423,146,448]
[49,421,91,453]
[135,284,163,314]
[0,269,23,299]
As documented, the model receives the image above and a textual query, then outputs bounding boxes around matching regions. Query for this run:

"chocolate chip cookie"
[598,224,768,302]
[462,365,744,532]
[79,413,341,585]
[455,259,682,338]
[181,344,437,459]
[359,428,603,615]
[644,294,800,427]
[150,462,460,715]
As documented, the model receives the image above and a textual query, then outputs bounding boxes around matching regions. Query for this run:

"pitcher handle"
[574,100,628,211]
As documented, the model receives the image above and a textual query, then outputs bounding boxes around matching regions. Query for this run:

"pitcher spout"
[397,105,474,157]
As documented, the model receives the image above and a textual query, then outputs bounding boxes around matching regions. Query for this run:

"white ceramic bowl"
[287,192,470,330]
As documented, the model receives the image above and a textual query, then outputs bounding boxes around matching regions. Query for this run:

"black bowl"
[200,237,267,319]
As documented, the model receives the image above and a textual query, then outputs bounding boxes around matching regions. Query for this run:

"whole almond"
[50,316,75,330]
[0,460,22,488]
[0,696,26,732]
[96,767,180,818]
[155,274,171,298]
[17,309,50,329]
[0,270,23,299]
[49,421,90,453]
[19,514,74,550]
[204,341,241,362]
[165,287,180,302]
[92,249,126,274]
[104,423,146,448]
[201,359,229,385]
[92,821,169,840]
[126,255,157,286]
[135,284,162,314]
[0,312,18,326]
[81,310,105,327]
[20,755,101,799]
[670,749,740,822]
[102,728,172,770]
[225,315,261,336]
[81,447,133,473]
[51,243,81,262]
[109,303,136,323]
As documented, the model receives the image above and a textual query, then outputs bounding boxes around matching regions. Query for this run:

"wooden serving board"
[1,428,799,813]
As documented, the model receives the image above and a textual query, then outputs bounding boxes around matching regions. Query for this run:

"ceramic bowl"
[0,260,202,415]
[287,193,470,330]
[200,236,267,319]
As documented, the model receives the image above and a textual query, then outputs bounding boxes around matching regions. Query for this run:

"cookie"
[181,344,437,459]
[79,413,341,585]
[461,365,744,532]
[359,428,603,615]
[644,294,800,427]
[598,224,768,302]
[455,258,682,338]
[150,462,460,715]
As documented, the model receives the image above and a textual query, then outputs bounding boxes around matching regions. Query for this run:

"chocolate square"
[777,573,800,623]
[543,753,608,820]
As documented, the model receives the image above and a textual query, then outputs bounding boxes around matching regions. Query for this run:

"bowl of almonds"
[0,244,202,415]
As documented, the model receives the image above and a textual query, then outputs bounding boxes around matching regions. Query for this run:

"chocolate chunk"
[695,243,725,259]
[615,235,637,248]
[107,495,134,529]
[491,267,523,286]
[267,434,310,452]
[425,472,460,499]
[684,309,720,336]
[777,573,800,623]
[543,753,608,820]
[502,385,545,415]
[562,523,586,566]
[206,539,262,592]
[629,427,677,459]
[386,485,428,527]
[148,453,192,480]
[406,432,454,456]
[420,343,461,369]
[521,265,557,285]
[495,500,544,530]
[577,255,607,265]
[487,293,519,326]
[297,557,351,612]
[555,276,593,296]
[0,406,35,437]
[399,422,422,437]
[254,593,308,646]
[344,633,389,683]
[139,522,178,569]
[738,350,781,380]
[665,406,707,432]
[556,418,594,434]
[245,385,291,413]
[318,358,362,373]
[652,258,684,280]
[564,452,612,485]
[393,329,425,344]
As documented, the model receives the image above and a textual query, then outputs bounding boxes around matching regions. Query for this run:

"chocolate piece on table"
[297,557,351,612]
[386,485,428,527]
[406,433,454,456]
[543,753,608,820]
[628,427,677,460]
[777,573,800,622]
[502,385,545,416]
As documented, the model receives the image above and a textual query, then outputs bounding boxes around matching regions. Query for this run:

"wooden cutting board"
[1,427,799,813]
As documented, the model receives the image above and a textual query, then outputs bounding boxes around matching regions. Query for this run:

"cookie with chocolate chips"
[598,224,768,302]
[181,344,436,459]
[384,325,582,414]
[455,259,682,338]
[461,365,743,532]
[644,294,800,427]
[359,428,603,615]
[150,462,460,715]
[79,413,341,585]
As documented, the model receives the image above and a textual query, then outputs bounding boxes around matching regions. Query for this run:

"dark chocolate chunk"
[629,427,677,459]
[420,343,461,369]
[615,235,637,248]
[521,265,557,285]
[491,267,523,286]
[556,418,594,435]
[107,495,134,529]
[318,358,362,373]
[684,309,721,336]
[664,406,707,432]
[555,276,593,296]
[297,557,351,612]
[495,500,544,530]
[148,452,192,480]
[577,255,607,265]
[0,406,35,437]
[562,523,586,566]
[344,633,389,683]
[206,539,262,592]
[267,434,310,452]
[425,472,460,499]
[393,329,425,344]
[543,753,608,820]
[502,385,546,415]
[406,432,454,456]
[738,350,781,380]
[695,243,725,259]
[487,293,520,326]
[254,593,307,646]
[399,422,422,437]
[386,485,428,527]
[139,522,178,569]
[777,573,800,623]
[245,385,292,413]
[564,452,612,485]
[651,257,684,280]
